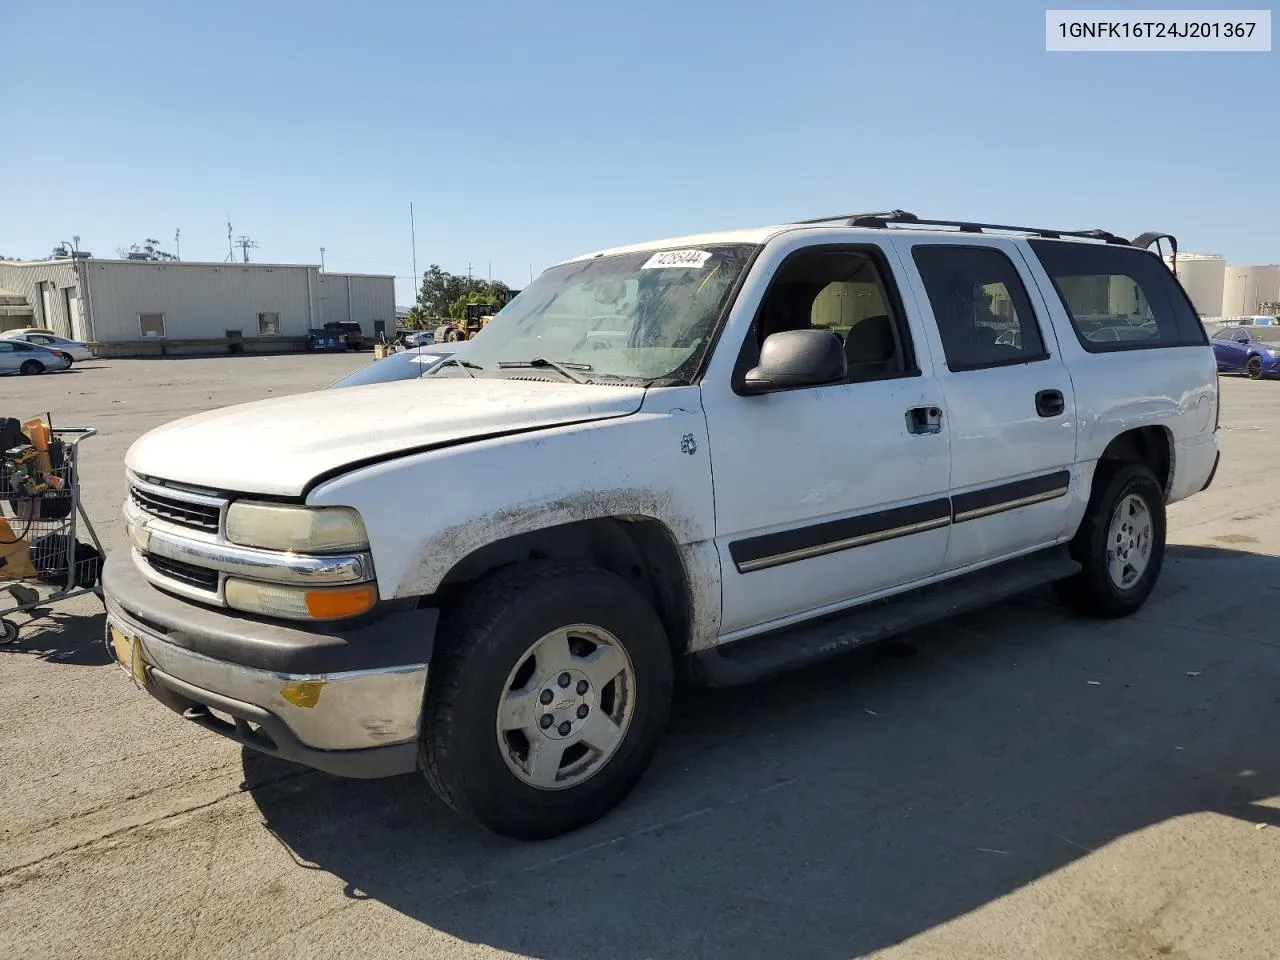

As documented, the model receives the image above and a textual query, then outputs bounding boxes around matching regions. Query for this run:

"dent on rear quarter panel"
[305,391,725,652]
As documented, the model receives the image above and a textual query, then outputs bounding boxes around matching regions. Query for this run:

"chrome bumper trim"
[108,614,428,751]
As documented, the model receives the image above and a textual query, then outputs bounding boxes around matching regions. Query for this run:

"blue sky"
[2,0,1275,305]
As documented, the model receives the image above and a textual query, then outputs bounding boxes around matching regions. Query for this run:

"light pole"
[319,247,326,274]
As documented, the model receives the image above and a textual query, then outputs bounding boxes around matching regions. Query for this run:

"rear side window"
[1028,240,1207,351]
[911,245,1048,371]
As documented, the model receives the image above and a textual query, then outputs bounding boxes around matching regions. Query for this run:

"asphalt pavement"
[1,355,1277,960]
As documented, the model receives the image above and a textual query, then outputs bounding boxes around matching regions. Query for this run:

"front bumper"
[101,550,437,778]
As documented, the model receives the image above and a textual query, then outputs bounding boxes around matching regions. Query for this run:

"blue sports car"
[1211,325,1280,380]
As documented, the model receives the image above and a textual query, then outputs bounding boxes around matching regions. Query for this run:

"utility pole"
[320,246,326,273]
[409,202,418,291]
[235,236,259,263]
[174,228,181,261]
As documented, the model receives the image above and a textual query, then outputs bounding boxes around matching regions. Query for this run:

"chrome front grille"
[129,483,222,533]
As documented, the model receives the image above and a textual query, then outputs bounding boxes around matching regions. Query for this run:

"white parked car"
[0,329,93,364]
[103,211,1220,840]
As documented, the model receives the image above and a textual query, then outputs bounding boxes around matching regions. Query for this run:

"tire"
[0,619,18,645]
[1247,356,1264,380]
[444,327,462,343]
[420,560,674,840]
[19,360,43,376]
[1054,461,1166,619]
[58,353,73,368]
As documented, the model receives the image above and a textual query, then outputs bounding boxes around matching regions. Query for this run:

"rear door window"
[1028,240,1207,351]
[910,245,1048,371]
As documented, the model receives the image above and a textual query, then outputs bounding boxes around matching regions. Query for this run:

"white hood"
[126,377,647,497]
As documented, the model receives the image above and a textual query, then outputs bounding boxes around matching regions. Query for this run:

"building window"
[258,312,280,335]
[139,313,165,337]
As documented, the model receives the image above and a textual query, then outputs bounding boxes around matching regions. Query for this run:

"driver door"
[700,238,953,638]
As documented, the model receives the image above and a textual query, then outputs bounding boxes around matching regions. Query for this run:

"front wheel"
[420,561,674,840]
[1247,356,1264,380]
[1054,462,1166,619]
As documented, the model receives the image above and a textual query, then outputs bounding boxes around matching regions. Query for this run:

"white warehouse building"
[0,256,394,355]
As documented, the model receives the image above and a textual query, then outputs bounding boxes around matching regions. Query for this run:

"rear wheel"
[420,561,674,840]
[0,619,18,645]
[1247,356,1264,380]
[19,360,43,375]
[58,352,73,368]
[1054,462,1166,618]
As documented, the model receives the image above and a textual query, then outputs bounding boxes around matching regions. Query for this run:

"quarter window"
[1028,239,1207,351]
[911,245,1047,371]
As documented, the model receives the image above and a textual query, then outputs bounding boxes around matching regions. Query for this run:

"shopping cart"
[0,427,105,643]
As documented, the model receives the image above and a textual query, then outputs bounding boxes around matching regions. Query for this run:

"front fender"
[306,387,722,643]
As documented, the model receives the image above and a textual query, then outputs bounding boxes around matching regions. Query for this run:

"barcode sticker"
[641,249,713,270]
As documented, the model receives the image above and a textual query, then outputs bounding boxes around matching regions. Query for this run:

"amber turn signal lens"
[303,584,377,620]
[225,579,377,621]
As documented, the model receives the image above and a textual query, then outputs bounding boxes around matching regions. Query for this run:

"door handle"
[906,406,943,435]
[1035,389,1065,418]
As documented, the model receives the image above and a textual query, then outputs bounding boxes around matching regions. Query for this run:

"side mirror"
[741,328,846,395]
[1237,337,1250,344]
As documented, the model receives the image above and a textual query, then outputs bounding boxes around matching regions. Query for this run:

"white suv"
[103,211,1220,840]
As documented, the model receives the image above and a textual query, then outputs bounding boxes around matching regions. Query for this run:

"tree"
[415,265,512,320]
[116,237,177,261]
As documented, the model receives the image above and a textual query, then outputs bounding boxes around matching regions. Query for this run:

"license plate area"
[108,622,151,687]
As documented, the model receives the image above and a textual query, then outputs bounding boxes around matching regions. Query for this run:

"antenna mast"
[225,218,234,262]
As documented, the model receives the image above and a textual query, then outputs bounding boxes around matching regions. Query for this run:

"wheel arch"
[434,516,696,663]
[1095,425,1173,499]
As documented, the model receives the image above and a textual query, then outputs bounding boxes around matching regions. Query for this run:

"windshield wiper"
[497,358,591,384]
[430,357,484,378]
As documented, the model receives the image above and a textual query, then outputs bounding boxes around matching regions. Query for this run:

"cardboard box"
[0,518,37,579]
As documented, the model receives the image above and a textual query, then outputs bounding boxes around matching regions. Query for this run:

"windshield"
[442,243,757,383]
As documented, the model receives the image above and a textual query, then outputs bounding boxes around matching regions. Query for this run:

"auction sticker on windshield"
[411,354,442,364]
[642,249,712,269]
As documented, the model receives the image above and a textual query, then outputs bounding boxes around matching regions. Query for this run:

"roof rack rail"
[794,209,1134,246]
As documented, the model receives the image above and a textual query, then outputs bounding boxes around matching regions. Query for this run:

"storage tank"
[1222,265,1280,317]
[1162,252,1225,319]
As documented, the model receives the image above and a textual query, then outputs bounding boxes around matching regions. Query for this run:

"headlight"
[225,578,377,621]
[225,502,368,554]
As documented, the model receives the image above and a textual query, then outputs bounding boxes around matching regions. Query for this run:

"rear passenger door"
[893,237,1078,572]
